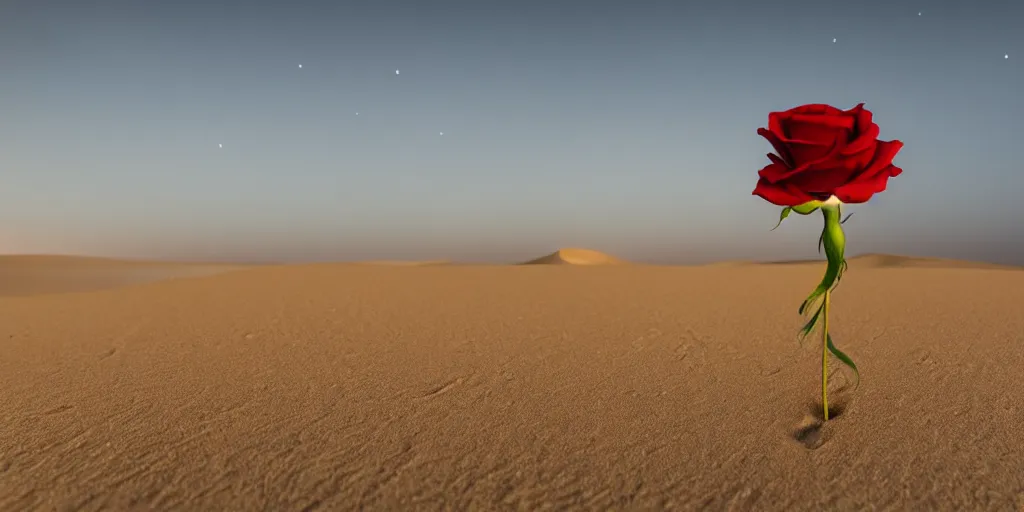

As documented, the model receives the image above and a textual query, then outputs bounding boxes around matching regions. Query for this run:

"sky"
[2,0,1023,265]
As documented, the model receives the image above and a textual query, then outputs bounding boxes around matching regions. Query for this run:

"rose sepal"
[770,200,824,231]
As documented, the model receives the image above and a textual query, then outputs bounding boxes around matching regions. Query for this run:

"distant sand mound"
[850,254,927,268]
[761,253,1019,270]
[352,260,450,266]
[521,248,626,265]
[847,253,1019,270]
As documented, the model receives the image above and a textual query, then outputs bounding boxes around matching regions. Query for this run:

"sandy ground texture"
[1,253,1022,511]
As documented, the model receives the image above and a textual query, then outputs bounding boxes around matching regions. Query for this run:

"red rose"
[752,103,904,206]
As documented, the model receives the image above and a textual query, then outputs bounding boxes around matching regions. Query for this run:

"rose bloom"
[753,103,904,207]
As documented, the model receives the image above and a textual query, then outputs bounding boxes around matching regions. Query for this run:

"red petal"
[756,161,792,183]
[833,164,902,203]
[840,104,883,156]
[767,111,793,140]
[842,103,867,117]
[767,106,848,144]
[766,104,856,166]
[788,113,856,130]
[841,122,880,156]
[787,138,841,168]
[785,163,859,196]
[766,153,788,167]
[752,177,817,206]
[757,127,794,167]
[758,137,846,183]
[788,104,845,116]
[855,139,905,180]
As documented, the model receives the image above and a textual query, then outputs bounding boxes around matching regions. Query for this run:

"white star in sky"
[918,11,922,16]
[832,38,837,43]
[218,143,222,148]
[298,64,302,69]
[439,132,444,136]
[395,69,400,75]
[355,112,359,116]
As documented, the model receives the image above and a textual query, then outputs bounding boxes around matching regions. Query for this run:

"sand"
[1,254,1022,510]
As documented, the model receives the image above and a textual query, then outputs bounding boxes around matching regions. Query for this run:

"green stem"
[811,203,843,419]
[798,206,846,315]
[822,289,831,421]
[788,203,860,415]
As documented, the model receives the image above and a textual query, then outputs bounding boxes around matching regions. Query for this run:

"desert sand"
[1,252,1022,510]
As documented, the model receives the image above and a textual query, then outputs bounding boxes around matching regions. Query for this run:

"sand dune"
[352,259,451,266]
[1,258,1023,510]
[521,247,626,265]
[0,255,254,297]
[847,253,1021,269]
[764,253,1021,270]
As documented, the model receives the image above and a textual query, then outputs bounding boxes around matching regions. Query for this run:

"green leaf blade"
[800,302,824,338]
[827,333,860,389]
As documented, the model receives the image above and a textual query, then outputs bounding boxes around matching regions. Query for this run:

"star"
[439,132,444,136]
[218,143,223,148]
[355,112,359,116]
[918,11,922,16]
[298,64,303,69]
[395,69,400,75]
[832,38,837,43]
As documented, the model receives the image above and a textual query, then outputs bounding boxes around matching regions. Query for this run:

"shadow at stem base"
[808,400,847,422]
[791,398,850,450]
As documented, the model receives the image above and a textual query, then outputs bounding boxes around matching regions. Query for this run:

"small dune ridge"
[353,260,450,266]
[846,253,1019,270]
[521,248,626,265]
[760,253,1019,270]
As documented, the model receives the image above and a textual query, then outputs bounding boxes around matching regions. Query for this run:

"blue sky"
[2,0,1022,264]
